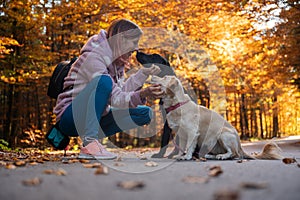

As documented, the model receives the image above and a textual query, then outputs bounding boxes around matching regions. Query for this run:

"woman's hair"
[107,19,142,64]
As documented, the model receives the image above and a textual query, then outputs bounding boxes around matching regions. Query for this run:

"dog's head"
[136,51,170,67]
[151,75,183,98]
[136,51,175,77]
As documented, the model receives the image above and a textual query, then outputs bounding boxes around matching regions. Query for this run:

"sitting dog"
[137,51,200,158]
[136,51,179,158]
[151,75,283,160]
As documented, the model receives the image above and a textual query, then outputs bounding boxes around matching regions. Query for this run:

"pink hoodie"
[53,30,148,121]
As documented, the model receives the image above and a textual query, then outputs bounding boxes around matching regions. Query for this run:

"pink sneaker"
[78,140,117,160]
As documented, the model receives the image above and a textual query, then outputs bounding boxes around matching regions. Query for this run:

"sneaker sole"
[78,153,117,160]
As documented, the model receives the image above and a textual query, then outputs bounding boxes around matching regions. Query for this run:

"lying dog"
[151,75,283,160]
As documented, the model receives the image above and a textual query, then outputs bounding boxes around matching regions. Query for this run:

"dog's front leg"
[172,134,186,159]
[177,133,199,161]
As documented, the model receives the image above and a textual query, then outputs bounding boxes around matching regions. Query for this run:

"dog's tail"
[240,142,283,160]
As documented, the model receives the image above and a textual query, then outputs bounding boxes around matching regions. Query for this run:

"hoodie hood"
[80,30,118,77]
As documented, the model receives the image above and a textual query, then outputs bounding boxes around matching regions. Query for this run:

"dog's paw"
[176,155,192,161]
[216,153,232,160]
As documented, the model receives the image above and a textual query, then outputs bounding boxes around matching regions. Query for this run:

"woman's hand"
[140,84,164,99]
[141,64,161,76]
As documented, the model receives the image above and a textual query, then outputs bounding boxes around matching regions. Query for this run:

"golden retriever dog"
[151,75,283,161]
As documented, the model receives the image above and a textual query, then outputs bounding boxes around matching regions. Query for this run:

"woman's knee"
[133,106,153,126]
[92,75,113,94]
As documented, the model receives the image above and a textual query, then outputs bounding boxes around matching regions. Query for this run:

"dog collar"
[165,100,189,113]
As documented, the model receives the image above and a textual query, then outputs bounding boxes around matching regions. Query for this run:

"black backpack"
[46,57,77,150]
[47,57,77,99]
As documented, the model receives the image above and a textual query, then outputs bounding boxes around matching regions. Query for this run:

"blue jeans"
[58,75,152,145]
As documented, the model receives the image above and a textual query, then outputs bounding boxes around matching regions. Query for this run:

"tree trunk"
[4,84,14,144]
[239,93,249,139]
[259,103,264,138]
[272,94,279,138]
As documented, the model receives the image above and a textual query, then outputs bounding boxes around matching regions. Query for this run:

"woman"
[53,19,163,159]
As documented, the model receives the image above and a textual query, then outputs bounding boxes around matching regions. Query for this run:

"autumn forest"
[0,0,299,149]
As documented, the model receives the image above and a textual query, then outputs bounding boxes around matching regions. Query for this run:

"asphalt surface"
[0,136,299,200]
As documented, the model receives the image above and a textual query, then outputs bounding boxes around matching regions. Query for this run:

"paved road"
[0,137,299,200]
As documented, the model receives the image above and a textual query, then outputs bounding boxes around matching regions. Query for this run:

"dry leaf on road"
[282,157,297,164]
[79,159,90,164]
[5,164,16,170]
[14,160,26,167]
[22,177,42,186]
[144,161,158,167]
[182,176,209,183]
[55,168,67,176]
[240,182,268,189]
[117,180,145,190]
[214,188,240,200]
[83,163,102,168]
[209,165,223,177]
[43,168,67,176]
[95,166,108,175]
[114,162,125,167]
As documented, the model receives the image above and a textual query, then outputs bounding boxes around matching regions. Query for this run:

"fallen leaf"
[22,177,42,186]
[240,182,268,189]
[0,161,7,166]
[69,159,80,163]
[83,163,102,168]
[144,161,158,167]
[114,162,125,167]
[43,169,54,174]
[29,162,38,166]
[43,168,67,176]
[282,158,297,164]
[15,160,26,167]
[82,163,94,168]
[182,176,209,183]
[42,157,50,161]
[140,148,150,154]
[5,164,16,169]
[209,165,223,177]
[79,159,90,164]
[95,166,108,175]
[36,159,44,164]
[55,168,67,176]
[237,159,247,163]
[139,156,148,160]
[117,181,145,190]
[213,188,240,200]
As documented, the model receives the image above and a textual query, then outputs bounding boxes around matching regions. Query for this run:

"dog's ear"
[165,76,178,97]
[168,77,178,89]
[166,88,175,98]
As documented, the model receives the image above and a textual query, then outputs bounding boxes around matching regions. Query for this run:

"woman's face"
[119,36,140,67]
[122,36,140,55]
